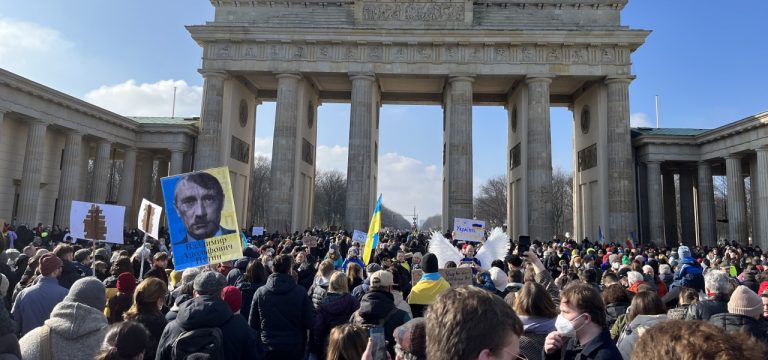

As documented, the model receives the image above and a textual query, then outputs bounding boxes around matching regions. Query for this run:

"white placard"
[69,201,126,244]
[252,226,265,236]
[352,230,367,244]
[453,218,486,242]
[137,199,163,240]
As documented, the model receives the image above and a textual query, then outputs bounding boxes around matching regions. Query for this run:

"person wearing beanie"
[11,253,67,336]
[221,285,242,314]
[106,272,137,324]
[143,252,169,286]
[709,285,768,342]
[19,277,109,360]
[156,271,258,359]
[72,249,93,277]
[408,253,450,318]
[393,318,427,360]
[167,267,200,310]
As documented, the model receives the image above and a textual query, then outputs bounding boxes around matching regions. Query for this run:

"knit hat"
[116,272,137,294]
[222,286,242,313]
[758,281,768,298]
[169,270,183,288]
[393,318,426,358]
[422,253,439,273]
[193,271,226,295]
[370,270,394,289]
[728,285,763,319]
[181,268,201,286]
[488,267,507,292]
[65,277,107,310]
[39,253,63,276]
[366,263,381,275]
[94,248,110,261]
[74,249,91,262]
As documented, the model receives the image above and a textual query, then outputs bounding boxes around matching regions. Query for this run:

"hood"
[629,314,667,330]
[45,302,108,340]
[520,315,556,335]
[177,295,234,330]
[264,273,298,295]
[314,276,330,287]
[678,246,692,260]
[359,290,397,321]
[234,257,249,271]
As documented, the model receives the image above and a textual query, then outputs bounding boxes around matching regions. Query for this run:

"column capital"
[28,118,50,127]
[96,138,113,146]
[525,74,555,84]
[725,154,743,160]
[348,73,376,82]
[62,128,84,137]
[448,74,476,83]
[697,160,713,167]
[645,160,662,166]
[274,72,302,81]
[123,146,139,153]
[198,69,228,79]
[755,145,768,153]
[169,148,185,154]
[605,75,636,85]
[254,97,263,106]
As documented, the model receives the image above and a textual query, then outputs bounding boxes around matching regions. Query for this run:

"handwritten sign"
[252,227,264,236]
[453,218,485,242]
[352,230,367,244]
[69,201,126,244]
[137,199,163,240]
[302,235,319,247]
[411,267,473,287]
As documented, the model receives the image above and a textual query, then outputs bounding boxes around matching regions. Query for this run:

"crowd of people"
[1,222,768,359]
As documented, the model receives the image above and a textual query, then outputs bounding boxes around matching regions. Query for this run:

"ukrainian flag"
[363,194,382,264]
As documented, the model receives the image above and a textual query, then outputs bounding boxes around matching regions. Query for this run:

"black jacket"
[709,313,768,342]
[685,294,729,321]
[295,262,315,292]
[57,260,82,289]
[249,273,315,352]
[236,280,264,322]
[308,278,329,309]
[312,292,359,356]
[156,295,258,360]
[544,329,622,360]
[351,290,410,356]
[128,311,167,360]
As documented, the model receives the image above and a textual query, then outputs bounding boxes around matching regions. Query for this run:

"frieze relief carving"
[361,2,464,23]
[207,42,630,66]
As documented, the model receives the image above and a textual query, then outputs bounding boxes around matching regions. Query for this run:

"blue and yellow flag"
[363,194,382,264]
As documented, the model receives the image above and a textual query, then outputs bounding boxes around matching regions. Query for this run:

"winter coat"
[709,313,768,342]
[308,276,330,309]
[605,302,629,329]
[351,277,371,302]
[105,292,133,324]
[341,256,365,272]
[391,290,413,319]
[156,295,258,360]
[71,262,92,277]
[11,277,68,336]
[18,302,108,360]
[544,329,622,360]
[227,258,250,286]
[236,280,264,322]
[295,262,315,291]
[0,298,20,360]
[125,311,167,360]
[312,292,359,356]
[57,260,82,290]
[616,314,667,360]
[249,273,315,353]
[685,293,729,321]
[350,290,411,357]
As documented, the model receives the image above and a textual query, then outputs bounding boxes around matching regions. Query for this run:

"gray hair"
[658,264,671,275]
[627,271,644,285]
[704,270,730,294]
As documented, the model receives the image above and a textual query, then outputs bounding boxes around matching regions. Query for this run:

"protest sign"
[137,199,163,240]
[161,167,242,270]
[453,218,486,242]
[252,226,265,236]
[352,230,367,244]
[302,235,319,247]
[411,267,473,287]
[69,201,125,243]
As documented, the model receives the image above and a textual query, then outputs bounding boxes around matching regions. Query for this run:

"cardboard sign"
[453,218,486,242]
[137,199,163,240]
[252,227,265,236]
[352,230,367,244]
[161,167,242,270]
[69,201,126,243]
[302,235,319,247]
[411,267,473,287]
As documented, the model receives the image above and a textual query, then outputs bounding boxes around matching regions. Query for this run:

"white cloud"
[0,18,72,55]
[378,153,442,219]
[316,145,348,173]
[630,112,654,128]
[84,79,202,117]
[253,137,273,159]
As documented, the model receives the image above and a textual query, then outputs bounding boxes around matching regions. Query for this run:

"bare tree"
[474,175,507,227]
[248,155,271,227]
[313,169,346,228]
[552,166,573,237]
[421,214,442,231]
[381,205,412,230]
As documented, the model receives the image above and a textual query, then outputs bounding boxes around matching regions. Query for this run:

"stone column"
[445,75,475,227]
[662,171,678,246]
[526,76,554,242]
[90,140,112,203]
[194,70,228,170]
[117,148,137,221]
[345,74,378,232]
[0,110,5,129]
[725,155,748,245]
[154,157,169,205]
[646,161,664,244]
[79,141,91,202]
[755,147,768,249]
[131,152,155,222]
[169,150,185,176]
[697,161,717,247]
[54,131,83,227]
[268,73,302,232]
[17,120,48,226]
[605,76,637,241]
[749,156,760,246]
[679,166,696,245]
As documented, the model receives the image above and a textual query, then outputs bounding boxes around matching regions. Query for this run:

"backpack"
[171,327,225,360]
[353,307,401,330]
[680,263,705,291]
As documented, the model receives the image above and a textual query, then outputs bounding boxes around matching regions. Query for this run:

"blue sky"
[1,0,766,219]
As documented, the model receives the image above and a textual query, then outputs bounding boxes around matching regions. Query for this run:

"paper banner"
[69,201,126,243]
[137,199,163,240]
[453,218,486,242]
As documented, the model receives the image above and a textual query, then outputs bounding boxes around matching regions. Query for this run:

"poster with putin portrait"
[160,167,242,270]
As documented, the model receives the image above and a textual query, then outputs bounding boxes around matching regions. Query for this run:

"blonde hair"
[329,271,349,294]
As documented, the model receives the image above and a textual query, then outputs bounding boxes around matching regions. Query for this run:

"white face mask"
[555,313,586,338]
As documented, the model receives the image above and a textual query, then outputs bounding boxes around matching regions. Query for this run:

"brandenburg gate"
[188,0,649,242]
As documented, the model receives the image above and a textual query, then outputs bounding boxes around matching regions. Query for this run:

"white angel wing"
[475,227,510,271]
[427,231,463,268]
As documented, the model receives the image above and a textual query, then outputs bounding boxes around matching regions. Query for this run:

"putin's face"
[175,179,223,240]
